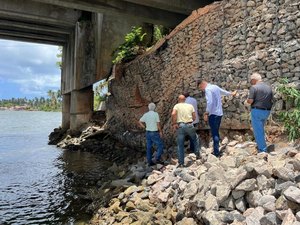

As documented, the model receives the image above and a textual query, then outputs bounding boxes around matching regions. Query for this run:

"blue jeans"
[176,123,200,165]
[146,131,164,164]
[208,115,222,156]
[189,123,199,152]
[251,108,270,152]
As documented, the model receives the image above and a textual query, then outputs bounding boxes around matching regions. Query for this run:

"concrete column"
[70,86,94,130]
[62,93,71,130]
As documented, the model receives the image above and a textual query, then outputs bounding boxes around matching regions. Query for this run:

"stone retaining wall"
[106,0,300,148]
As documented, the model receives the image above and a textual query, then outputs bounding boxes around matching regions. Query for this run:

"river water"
[0,111,104,224]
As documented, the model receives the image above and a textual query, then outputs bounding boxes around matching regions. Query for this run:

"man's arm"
[218,86,231,96]
[205,90,213,115]
[246,99,254,104]
[171,109,177,125]
[138,120,146,129]
[246,87,255,105]
[171,109,179,130]
[192,112,196,121]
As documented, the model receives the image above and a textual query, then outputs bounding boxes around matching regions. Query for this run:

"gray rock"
[205,194,219,211]
[254,165,273,178]
[296,211,300,221]
[273,167,295,181]
[246,191,262,207]
[235,178,257,191]
[216,183,231,204]
[219,210,235,223]
[177,171,196,183]
[202,210,223,225]
[183,180,199,199]
[282,209,296,225]
[235,197,247,212]
[260,212,281,225]
[257,175,275,190]
[226,168,249,188]
[231,210,246,222]
[275,180,297,194]
[258,195,276,212]
[283,186,300,204]
[220,195,236,210]
[245,207,265,225]
[176,217,197,225]
[232,190,246,199]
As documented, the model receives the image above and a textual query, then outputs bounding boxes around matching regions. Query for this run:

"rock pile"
[91,141,300,225]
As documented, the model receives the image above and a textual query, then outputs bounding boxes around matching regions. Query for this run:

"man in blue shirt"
[198,80,236,157]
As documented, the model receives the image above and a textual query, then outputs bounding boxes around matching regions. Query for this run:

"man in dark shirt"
[247,73,274,152]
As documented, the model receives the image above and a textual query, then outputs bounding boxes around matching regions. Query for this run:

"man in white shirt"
[184,92,200,153]
[139,103,164,166]
[198,80,236,157]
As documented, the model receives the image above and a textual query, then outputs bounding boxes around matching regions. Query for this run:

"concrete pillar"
[70,86,93,130]
[62,93,71,130]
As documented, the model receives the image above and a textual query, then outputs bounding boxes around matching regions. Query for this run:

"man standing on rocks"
[139,103,164,166]
[246,73,274,153]
[184,91,199,153]
[172,95,200,167]
[198,80,237,157]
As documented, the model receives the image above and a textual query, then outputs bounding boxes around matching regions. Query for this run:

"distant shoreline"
[0,106,32,111]
[0,106,61,112]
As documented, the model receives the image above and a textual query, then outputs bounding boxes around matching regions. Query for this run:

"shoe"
[266,144,275,152]
[178,164,186,168]
[148,162,156,166]
[155,159,164,165]
[195,154,200,160]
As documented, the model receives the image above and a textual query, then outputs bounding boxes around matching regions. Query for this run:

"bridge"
[0,0,214,130]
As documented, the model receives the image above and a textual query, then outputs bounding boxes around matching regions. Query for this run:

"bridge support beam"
[70,86,93,131]
[62,93,71,130]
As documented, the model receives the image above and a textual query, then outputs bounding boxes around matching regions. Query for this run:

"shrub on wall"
[277,78,300,141]
[112,26,146,64]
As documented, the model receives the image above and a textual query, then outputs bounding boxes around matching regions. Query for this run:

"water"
[0,111,104,224]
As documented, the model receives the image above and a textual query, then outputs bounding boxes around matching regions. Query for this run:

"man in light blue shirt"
[198,80,236,157]
[139,103,164,166]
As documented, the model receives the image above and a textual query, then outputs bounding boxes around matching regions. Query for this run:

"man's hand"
[203,112,209,122]
[159,131,163,138]
[172,124,179,131]
[231,90,238,96]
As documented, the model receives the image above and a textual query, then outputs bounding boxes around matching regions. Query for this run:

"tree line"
[0,89,62,111]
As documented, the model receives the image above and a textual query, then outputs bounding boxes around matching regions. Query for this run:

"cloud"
[0,39,61,99]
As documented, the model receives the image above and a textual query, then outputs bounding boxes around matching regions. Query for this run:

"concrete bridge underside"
[0,0,214,130]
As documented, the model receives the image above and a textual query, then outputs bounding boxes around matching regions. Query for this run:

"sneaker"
[266,144,275,152]
[178,164,186,168]
[155,159,164,165]
[148,162,156,166]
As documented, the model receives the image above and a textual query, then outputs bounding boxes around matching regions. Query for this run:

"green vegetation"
[56,46,63,69]
[153,25,170,44]
[94,80,108,110]
[112,25,170,64]
[0,89,62,111]
[112,26,147,64]
[277,78,300,141]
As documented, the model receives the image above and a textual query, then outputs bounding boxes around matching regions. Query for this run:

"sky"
[0,39,61,100]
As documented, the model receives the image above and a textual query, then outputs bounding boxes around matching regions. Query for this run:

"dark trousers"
[208,115,222,156]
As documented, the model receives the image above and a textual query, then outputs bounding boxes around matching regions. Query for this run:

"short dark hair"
[183,92,190,97]
[196,80,205,87]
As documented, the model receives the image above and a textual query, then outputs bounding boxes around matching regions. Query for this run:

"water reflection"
[0,111,112,225]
